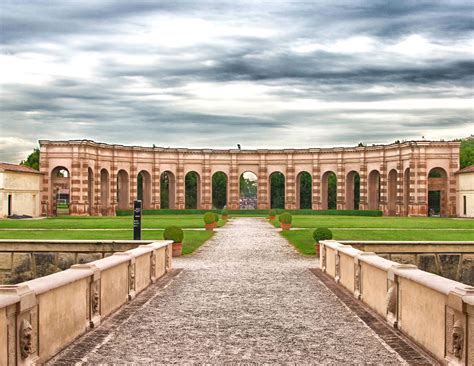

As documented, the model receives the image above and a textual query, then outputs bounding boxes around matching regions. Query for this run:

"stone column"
[229,153,240,209]
[379,148,388,214]
[257,153,269,209]
[448,146,459,217]
[129,149,137,208]
[69,149,82,215]
[176,152,185,209]
[414,145,428,216]
[312,158,321,210]
[201,151,212,209]
[359,149,368,210]
[336,150,345,210]
[152,150,161,209]
[396,161,403,216]
[110,149,118,215]
[285,152,296,209]
[93,159,101,216]
[39,145,50,216]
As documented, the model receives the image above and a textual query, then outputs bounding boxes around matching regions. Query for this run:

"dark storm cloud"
[0,0,473,162]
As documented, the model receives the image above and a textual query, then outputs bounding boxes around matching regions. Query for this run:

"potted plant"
[204,212,216,231]
[222,209,229,220]
[313,228,333,256]
[213,212,219,228]
[279,212,292,230]
[268,209,276,220]
[164,226,184,257]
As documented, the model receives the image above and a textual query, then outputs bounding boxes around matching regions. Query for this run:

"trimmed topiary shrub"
[279,212,292,224]
[221,209,228,216]
[163,226,184,243]
[313,228,333,242]
[213,212,219,223]
[268,209,276,217]
[203,212,216,224]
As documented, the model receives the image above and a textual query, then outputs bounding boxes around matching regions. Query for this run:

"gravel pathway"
[77,218,403,364]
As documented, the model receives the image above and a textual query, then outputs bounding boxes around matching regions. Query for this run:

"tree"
[460,136,474,169]
[212,172,227,209]
[20,147,40,170]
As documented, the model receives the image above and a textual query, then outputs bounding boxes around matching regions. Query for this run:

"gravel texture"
[68,218,404,364]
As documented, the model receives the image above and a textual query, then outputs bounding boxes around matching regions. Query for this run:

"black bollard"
[133,200,142,240]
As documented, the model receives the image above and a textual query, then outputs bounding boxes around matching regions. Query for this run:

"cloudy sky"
[1,1,473,162]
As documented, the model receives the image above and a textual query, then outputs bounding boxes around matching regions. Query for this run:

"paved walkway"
[52,218,403,364]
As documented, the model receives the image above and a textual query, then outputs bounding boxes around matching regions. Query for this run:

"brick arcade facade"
[39,139,460,217]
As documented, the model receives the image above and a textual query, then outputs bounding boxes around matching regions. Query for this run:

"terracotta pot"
[280,222,291,230]
[315,243,320,257]
[268,215,276,220]
[172,242,182,257]
[205,223,214,231]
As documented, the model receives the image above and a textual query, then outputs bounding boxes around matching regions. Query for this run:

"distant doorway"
[7,194,12,216]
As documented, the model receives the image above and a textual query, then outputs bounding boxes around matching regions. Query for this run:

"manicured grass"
[0,215,226,229]
[0,229,213,255]
[271,216,474,229]
[281,229,474,256]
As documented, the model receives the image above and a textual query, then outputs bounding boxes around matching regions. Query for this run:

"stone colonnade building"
[39,139,460,217]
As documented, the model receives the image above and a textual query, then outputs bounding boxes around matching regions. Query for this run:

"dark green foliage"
[137,173,143,201]
[203,212,216,224]
[299,172,312,209]
[268,209,276,217]
[270,172,285,209]
[185,172,198,209]
[20,147,40,171]
[221,209,228,216]
[163,226,184,243]
[279,212,292,224]
[313,228,333,242]
[213,212,219,222]
[212,172,227,209]
[160,172,170,208]
[354,174,360,210]
[460,136,474,169]
[240,174,257,198]
[116,208,383,216]
[328,173,337,209]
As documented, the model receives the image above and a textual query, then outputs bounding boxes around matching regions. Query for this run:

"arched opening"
[321,171,337,210]
[117,170,130,210]
[387,169,398,216]
[87,167,94,215]
[212,172,228,209]
[51,166,70,216]
[137,170,152,209]
[270,171,285,209]
[428,167,448,217]
[185,171,201,209]
[296,171,312,209]
[100,168,109,215]
[403,168,410,215]
[160,171,176,209]
[240,171,257,209]
[368,170,381,210]
[345,171,360,210]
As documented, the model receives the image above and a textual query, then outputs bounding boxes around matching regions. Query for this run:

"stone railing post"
[445,287,474,365]
[71,263,101,328]
[0,284,39,365]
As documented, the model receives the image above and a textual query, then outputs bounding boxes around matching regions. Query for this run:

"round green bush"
[203,212,215,224]
[213,212,219,223]
[313,228,333,242]
[279,212,292,224]
[268,209,276,217]
[163,226,184,243]
[221,209,228,216]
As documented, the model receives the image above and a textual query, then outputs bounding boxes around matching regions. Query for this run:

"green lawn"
[0,215,225,229]
[273,215,474,255]
[270,216,474,229]
[0,229,213,256]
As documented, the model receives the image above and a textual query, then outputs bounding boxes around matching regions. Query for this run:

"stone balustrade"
[0,240,173,365]
[320,240,474,365]
[339,240,474,285]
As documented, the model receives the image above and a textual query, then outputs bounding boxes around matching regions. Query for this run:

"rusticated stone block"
[459,255,474,286]
[417,254,439,275]
[12,253,31,270]
[439,254,461,281]
[57,253,75,270]
[77,253,102,264]
[391,254,416,265]
[0,253,11,270]
[378,254,390,260]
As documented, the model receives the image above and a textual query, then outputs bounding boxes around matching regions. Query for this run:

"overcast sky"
[1,1,473,163]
